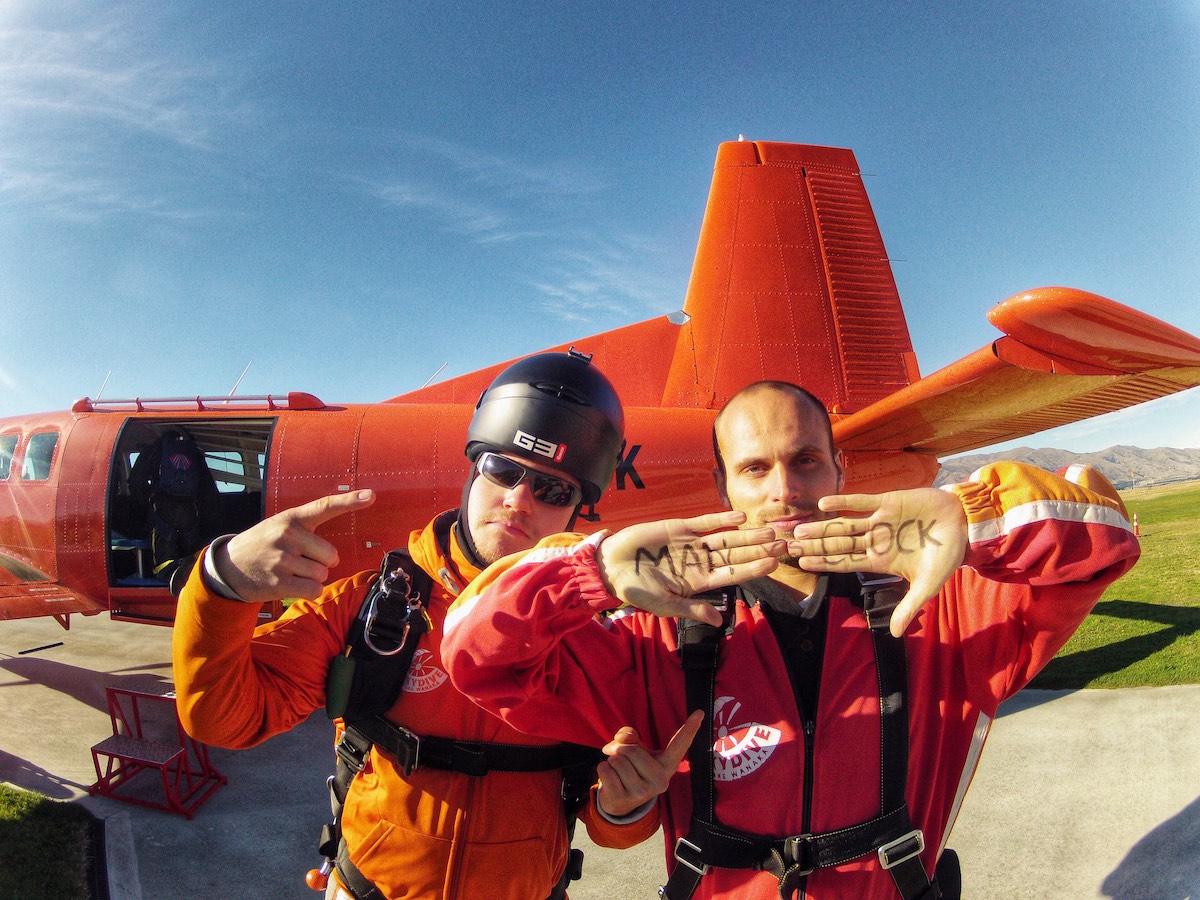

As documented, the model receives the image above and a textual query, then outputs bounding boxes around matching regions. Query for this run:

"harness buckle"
[780,834,817,877]
[390,724,422,776]
[335,731,370,776]
[672,837,709,877]
[877,828,925,870]
[361,567,421,656]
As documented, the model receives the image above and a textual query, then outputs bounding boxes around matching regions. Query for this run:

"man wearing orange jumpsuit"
[173,352,687,900]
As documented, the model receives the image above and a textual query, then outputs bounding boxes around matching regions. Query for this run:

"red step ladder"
[89,684,226,819]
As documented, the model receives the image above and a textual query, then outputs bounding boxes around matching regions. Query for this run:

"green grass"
[0,784,93,899]
[1029,480,1200,689]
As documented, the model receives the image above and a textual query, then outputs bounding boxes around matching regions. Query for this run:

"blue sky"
[2,1,1198,452]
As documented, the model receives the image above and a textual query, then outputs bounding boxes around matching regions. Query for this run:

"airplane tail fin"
[661,140,920,412]
[398,141,922,416]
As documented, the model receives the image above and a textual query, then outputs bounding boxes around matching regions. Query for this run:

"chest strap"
[661,576,940,900]
[337,716,603,779]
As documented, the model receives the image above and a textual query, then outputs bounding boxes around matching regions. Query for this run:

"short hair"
[712,381,834,477]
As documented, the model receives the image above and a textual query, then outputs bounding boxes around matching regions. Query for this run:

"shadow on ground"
[1103,794,1200,899]
[1030,599,1200,690]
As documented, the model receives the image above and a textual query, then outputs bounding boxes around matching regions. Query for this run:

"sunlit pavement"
[2,613,1197,899]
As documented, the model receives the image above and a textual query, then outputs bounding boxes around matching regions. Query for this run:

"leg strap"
[333,840,386,900]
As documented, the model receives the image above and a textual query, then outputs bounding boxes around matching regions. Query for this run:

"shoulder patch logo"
[711,695,782,781]
[402,649,448,694]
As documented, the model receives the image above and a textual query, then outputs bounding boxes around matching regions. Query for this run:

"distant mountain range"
[933,446,1200,489]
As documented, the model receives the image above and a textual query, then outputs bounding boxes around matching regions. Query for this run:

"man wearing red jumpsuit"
[442,381,1141,899]
[172,352,689,900]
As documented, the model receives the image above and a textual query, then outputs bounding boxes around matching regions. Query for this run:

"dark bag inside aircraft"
[129,429,213,581]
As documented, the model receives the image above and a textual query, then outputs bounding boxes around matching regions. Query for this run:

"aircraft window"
[0,434,16,479]
[205,450,255,493]
[21,431,60,481]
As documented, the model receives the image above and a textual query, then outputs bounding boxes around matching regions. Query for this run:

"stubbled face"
[714,388,844,565]
[465,453,578,565]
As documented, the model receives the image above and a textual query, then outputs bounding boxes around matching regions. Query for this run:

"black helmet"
[466,349,624,505]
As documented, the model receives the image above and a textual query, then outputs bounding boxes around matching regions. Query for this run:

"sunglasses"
[477,452,582,509]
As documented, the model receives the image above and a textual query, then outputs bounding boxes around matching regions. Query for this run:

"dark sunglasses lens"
[530,475,579,508]
[481,454,524,489]
[481,453,580,508]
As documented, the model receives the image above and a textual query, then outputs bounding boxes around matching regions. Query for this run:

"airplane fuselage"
[4,139,1198,626]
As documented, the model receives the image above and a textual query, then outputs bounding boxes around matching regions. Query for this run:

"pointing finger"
[285,490,376,531]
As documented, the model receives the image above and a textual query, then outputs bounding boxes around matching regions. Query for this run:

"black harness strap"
[324,548,434,724]
[335,840,386,900]
[661,575,941,900]
[863,575,937,900]
[337,716,603,780]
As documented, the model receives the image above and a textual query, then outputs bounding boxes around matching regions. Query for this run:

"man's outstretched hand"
[596,512,786,625]
[789,488,967,637]
[215,490,377,604]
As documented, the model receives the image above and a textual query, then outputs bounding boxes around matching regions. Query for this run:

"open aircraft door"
[103,410,278,623]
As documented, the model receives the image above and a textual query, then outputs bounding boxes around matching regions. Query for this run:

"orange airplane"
[3,139,1199,628]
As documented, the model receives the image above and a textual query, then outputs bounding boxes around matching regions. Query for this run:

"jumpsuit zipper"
[796,713,816,899]
[445,709,483,897]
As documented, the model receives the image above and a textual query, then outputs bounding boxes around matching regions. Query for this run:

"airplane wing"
[0,556,106,621]
[834,287,1200,458]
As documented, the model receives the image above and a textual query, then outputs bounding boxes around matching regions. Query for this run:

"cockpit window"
[0,434,16,479]
[20,431,60,481]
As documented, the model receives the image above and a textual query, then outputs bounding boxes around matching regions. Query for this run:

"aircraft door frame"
[106,415,276,623]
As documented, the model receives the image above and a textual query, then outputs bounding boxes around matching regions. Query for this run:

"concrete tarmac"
[2,612,1197,899]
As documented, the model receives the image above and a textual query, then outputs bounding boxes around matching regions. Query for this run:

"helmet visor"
[477,452,582,509]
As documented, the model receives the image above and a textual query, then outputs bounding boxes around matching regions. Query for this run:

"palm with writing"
[789,488,967,637]
[597,512,786,625]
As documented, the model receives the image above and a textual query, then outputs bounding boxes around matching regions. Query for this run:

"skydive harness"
[310,519,602,900]
[660,573,955,900]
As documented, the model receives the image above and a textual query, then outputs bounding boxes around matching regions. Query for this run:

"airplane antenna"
[420,362,448,388]
[95,371,112,401]
[228,361,253,398]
